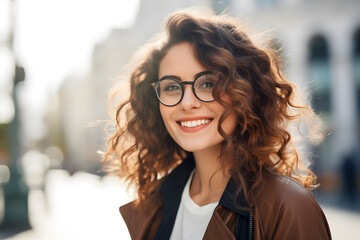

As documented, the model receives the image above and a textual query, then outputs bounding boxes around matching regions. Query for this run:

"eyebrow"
[158,70,212,81]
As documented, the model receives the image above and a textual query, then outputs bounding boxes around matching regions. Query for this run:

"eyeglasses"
[151,71,219,106]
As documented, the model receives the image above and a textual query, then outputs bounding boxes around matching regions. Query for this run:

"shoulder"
[254,174,316,208]
[253,173,323,216]
[252,174,332,240]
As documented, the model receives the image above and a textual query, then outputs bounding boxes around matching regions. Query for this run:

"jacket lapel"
[154,155,251,240]
[219,177,250,217]
[203,206,237,240]
[120,201,162,240]
[207,179,251,240]
[120,154,251,240]
[154,155,195,240]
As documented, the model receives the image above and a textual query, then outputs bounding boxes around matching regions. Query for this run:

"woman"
[103,10,332,240]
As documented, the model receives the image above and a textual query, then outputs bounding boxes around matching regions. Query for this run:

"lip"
[176,117,213,133]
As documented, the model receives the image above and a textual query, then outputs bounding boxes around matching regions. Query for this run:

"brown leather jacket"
[120,156,332,240]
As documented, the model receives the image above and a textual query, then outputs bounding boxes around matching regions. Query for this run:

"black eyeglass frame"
[150,71,217,107]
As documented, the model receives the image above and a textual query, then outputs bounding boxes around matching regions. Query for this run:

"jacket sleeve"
[253,176,332,240]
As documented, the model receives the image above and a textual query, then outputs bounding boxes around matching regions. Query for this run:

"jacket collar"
[159,154,195,195]
[219,177,250,217]
[156,154,196,240]
[159,153,250,216]
[155,154,250,240]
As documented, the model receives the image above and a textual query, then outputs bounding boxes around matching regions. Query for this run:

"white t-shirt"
[170,170,219,240]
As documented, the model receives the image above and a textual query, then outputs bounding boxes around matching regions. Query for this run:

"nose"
[179,85,201,110]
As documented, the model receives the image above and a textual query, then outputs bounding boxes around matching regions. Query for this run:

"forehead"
[158,42,207,80]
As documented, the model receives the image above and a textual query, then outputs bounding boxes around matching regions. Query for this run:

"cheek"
[216,96,237,134]
[159,104,171,127]
[223,111,237,135]
[159,104,166,123]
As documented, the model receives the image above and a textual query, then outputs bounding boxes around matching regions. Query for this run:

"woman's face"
[158,42,237,153]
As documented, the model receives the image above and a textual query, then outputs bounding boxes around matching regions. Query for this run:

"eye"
[164,84,180,92]
[200,81,214,88]
[160,80,181,92]
[196,74,218,90]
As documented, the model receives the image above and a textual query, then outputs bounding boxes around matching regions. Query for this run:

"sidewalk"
[1,169,359,240]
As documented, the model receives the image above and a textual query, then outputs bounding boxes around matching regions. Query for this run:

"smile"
[178,119,213,128]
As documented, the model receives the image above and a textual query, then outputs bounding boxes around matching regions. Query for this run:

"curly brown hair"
[103,10,322,209]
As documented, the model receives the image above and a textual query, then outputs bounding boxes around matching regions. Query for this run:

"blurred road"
[0,170,132,240]
[1,169,359,240]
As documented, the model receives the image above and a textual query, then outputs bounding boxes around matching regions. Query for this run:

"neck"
[190,144,230,206]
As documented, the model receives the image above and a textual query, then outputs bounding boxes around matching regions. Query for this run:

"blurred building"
[53,0,360,188]
[228,0,360,186]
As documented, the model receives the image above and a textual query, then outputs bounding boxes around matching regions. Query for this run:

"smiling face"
[158,42,237,154]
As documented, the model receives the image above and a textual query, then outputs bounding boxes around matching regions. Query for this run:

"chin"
[176,140,222,153]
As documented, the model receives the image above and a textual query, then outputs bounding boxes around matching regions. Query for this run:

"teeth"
[180,119,211,128]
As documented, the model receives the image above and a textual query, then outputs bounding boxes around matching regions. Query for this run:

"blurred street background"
[0,0,360,239]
